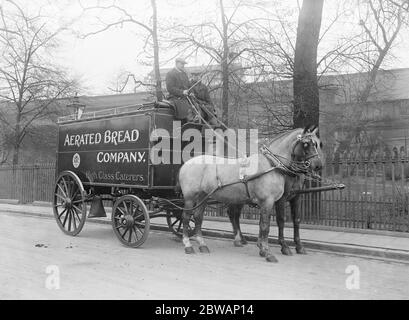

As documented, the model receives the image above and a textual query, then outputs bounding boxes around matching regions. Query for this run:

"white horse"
[178,125,324,262]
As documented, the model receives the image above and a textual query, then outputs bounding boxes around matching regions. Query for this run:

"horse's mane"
[265,128,303,147]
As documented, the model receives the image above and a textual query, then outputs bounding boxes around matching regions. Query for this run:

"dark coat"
[165,68,191,119]
[165,68,190,98]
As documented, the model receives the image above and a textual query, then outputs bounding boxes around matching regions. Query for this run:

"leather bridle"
[291,134,321,169]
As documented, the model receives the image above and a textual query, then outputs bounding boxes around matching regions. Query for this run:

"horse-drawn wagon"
[53,101,199,247]
[54,97,345,261]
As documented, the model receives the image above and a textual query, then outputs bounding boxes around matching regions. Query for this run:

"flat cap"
[175,57,187,64]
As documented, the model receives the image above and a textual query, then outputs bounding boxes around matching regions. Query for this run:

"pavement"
[1,202,409,262]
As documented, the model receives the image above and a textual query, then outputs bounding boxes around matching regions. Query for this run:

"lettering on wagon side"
[85,170,145,183]
[96,151,146,164]
[63,129,140,148]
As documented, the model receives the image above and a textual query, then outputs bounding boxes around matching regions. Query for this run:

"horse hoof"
[266,254,278,263]
[185,247,195,254]
[296,246,307,254]
[233,240,243,247]
[240,237,248,245]
[281,247,293,256]
[199,245,210,253]
[259,250,267,257]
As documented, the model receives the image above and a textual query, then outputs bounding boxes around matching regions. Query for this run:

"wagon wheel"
[112,195,150,248]
[166,210,195,238]
[53,171,87,236]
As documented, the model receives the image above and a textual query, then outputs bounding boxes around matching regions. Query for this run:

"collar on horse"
[260,144,307,177]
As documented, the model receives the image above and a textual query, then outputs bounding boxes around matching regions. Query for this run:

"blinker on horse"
[177,125,324,262]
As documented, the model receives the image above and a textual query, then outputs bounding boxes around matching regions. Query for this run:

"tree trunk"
[151,0,162,101]
[220,0,229,125]
[12,144,19,165]
[12,114,21,165]
[293,0,324,221]
[293,0,324,129]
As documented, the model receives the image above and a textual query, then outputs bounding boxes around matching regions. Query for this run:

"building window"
[399,100,409,115]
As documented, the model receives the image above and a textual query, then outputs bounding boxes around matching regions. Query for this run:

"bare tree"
[239,1,392,134]
[329,0,409,154]
[0,0,79,165]
[166,0,258,126]
[200,1,354,132]
[79,0,163,100]
[357,0,407,102]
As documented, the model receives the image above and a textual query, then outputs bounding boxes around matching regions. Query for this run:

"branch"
[108,73,155,93]
[79,3,153,38]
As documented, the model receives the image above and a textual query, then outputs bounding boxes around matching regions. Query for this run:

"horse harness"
[213,134,320,201]
[167,133,321,212]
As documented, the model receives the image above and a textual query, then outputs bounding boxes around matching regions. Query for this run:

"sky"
[2,0,409,95]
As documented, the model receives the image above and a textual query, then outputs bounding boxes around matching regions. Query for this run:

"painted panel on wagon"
[57,114,151,187]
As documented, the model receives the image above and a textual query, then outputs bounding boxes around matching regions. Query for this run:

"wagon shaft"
[292,184,345,195]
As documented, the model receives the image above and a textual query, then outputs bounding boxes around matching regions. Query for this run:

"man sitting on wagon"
[165,57,194,122]
[165,58,219,126]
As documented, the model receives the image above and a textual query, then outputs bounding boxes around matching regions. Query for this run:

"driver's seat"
[155,99,175,109]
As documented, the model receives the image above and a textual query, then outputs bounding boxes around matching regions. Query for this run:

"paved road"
[1,211,408,299]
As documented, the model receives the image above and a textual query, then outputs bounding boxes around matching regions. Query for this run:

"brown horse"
[178,125,323,262]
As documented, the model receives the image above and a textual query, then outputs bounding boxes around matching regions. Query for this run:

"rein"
[211,137,317,200]
[181,142,317,210]
[163,150,285,212]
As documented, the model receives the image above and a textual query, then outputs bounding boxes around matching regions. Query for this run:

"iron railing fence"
[0,163,56,204]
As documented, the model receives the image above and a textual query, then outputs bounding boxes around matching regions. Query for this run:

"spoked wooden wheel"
[112,195,150,248]
[166,210,195,237]
[53,171,87,236]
